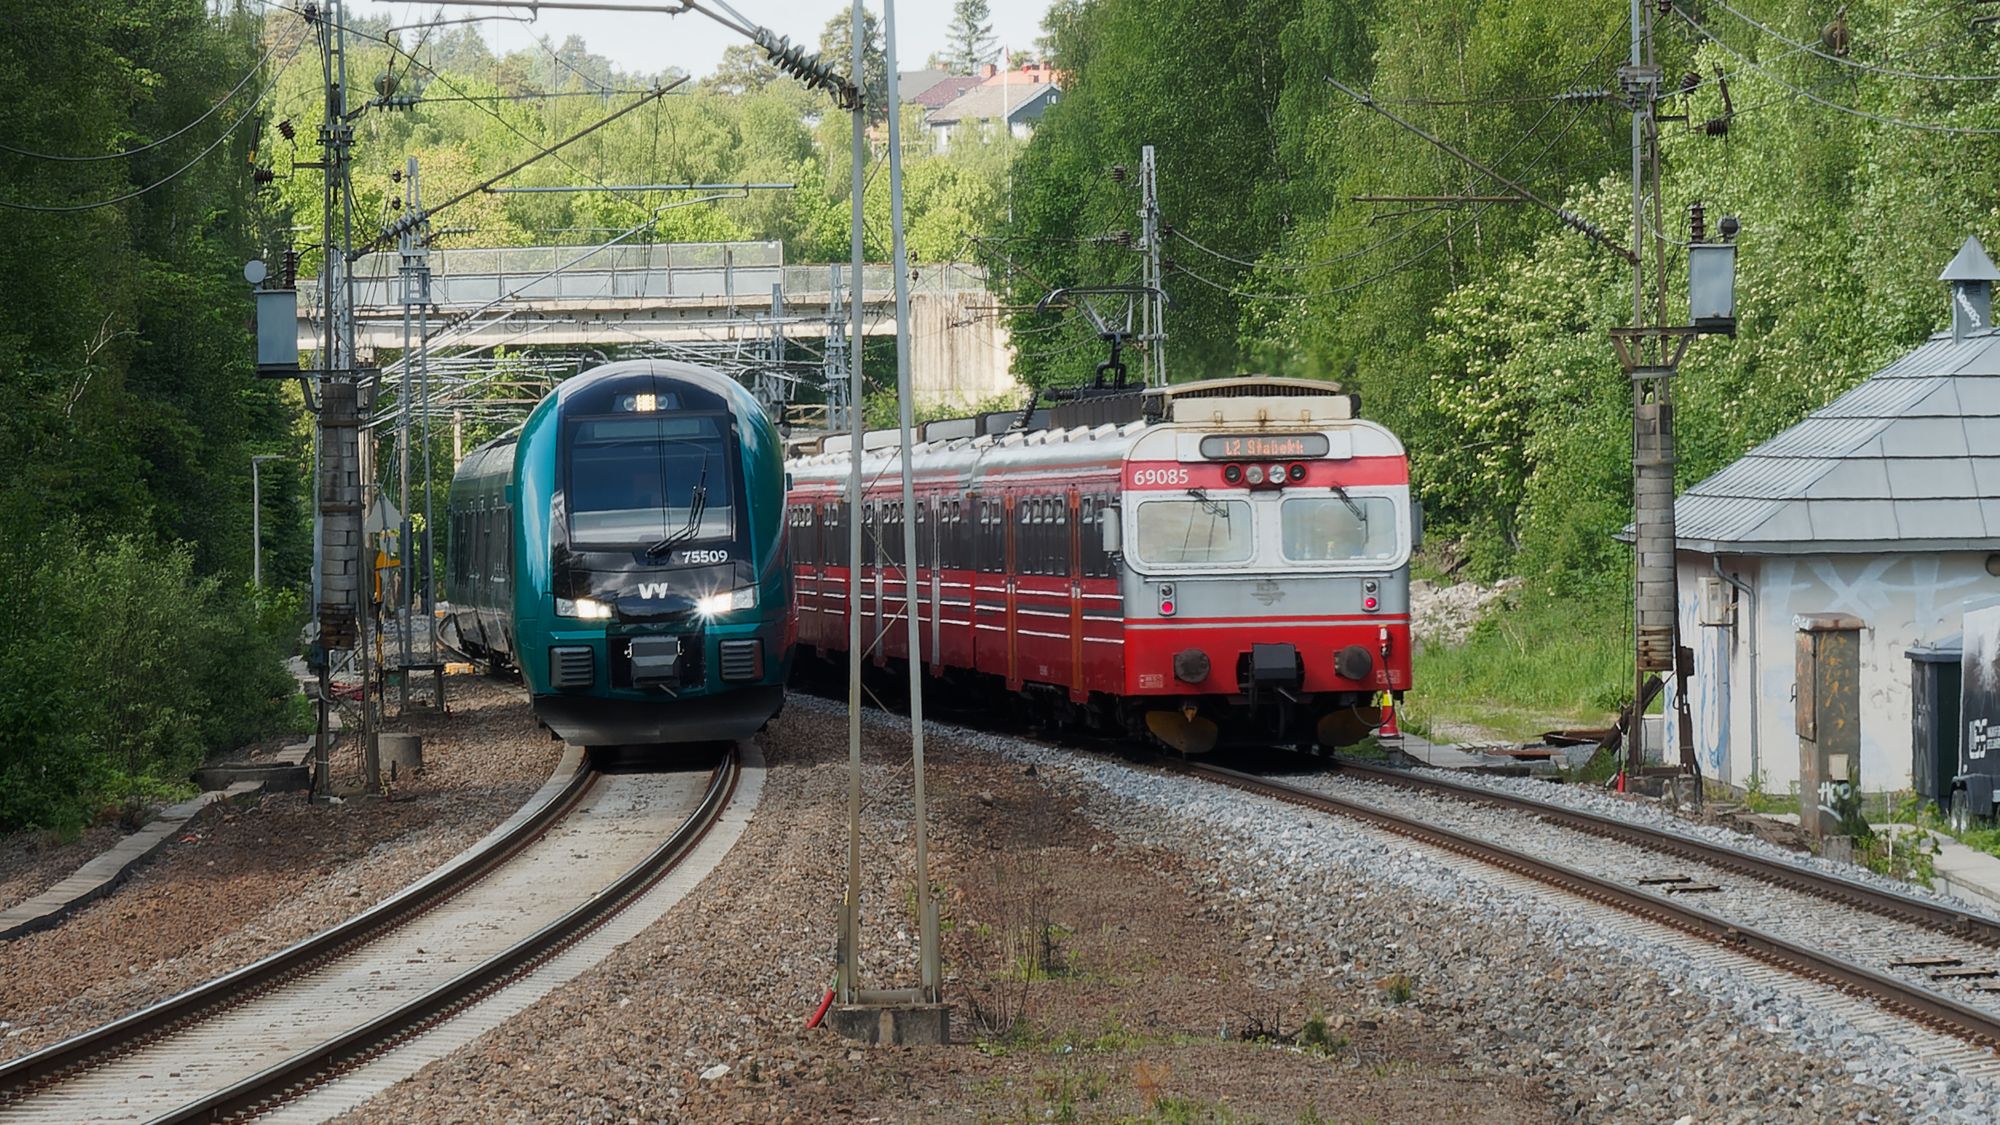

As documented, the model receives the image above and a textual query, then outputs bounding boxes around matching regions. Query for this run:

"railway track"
[0,747,741,1123]
[1174,758,2000,1059]
[1330,755,2000,943]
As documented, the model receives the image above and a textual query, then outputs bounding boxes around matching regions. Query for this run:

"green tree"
[818,8,888,121]
[943,0,999,73]
[707,42,780,95]
[0,0,305,829]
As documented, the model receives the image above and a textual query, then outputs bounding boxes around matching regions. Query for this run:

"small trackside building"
[1666,237,2000,796]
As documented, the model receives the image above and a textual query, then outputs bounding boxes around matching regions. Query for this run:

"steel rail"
[1332,756,2000,943]
[1177,760,2000,1052]
[157,747,740,1123]
[0,756,599,1102]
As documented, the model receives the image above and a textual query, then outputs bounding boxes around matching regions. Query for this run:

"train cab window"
[1281,495,1400,562]
[1133,498,1255,567]
[567,414,734,548]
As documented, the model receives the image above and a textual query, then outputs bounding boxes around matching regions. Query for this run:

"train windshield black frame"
[565,413,739,550]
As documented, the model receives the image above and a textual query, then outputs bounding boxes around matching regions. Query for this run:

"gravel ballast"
[15,672,1995,1121]
[0,673,561,1059]
[335,690,1986,1123]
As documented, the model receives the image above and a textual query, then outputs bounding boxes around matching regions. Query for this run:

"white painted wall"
[1668,550,2000,795]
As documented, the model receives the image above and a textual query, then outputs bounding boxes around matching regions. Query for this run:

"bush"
[0,529,298,832]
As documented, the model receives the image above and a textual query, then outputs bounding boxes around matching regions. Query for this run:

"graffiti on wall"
[1675,553,1991,792]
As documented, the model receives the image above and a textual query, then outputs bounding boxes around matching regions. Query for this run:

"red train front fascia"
[785,378,1415,752]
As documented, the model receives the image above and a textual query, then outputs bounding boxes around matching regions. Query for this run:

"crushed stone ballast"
[0,748,740,1122]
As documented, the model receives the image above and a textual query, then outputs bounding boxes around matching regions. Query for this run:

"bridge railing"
[299,241,987,313]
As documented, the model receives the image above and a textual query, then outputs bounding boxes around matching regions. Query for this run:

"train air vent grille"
[550,645,594,690]
[718,639,763,683]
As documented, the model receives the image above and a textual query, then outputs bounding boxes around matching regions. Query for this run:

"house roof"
[1673,326,2000,555]
[900,70,978,108]
[928,82,1059,127]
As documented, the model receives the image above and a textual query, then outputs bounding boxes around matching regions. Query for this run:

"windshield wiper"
[645,458,710,557]
[1328,482,1366,523]
[1185,486,1229,518]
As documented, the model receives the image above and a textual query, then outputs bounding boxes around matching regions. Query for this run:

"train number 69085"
[1129,466,1190,487]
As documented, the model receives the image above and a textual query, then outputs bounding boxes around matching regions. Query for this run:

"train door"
[925,496,942,670]
[1068,489,1085,700]
[1003,491,1020,691]
[869,500,887,667]
[810,502,826,649]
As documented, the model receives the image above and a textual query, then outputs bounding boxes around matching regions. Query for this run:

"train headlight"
[697,587,758,617]
[1173,648,1210,684]
[556,596,614,620]
[1246,465,1266,485]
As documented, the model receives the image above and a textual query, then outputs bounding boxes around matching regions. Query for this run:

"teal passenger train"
[445,360,792,746]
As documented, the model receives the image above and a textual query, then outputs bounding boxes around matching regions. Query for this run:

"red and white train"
[784,377,1416,752]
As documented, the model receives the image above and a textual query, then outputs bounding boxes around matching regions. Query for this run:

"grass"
[1407,593,1628,743]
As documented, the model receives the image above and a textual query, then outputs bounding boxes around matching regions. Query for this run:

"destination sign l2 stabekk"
[1198,433,1331,460]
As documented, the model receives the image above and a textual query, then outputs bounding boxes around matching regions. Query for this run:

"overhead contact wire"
[0,35,310,212]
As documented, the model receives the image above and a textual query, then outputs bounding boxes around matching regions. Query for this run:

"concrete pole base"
[826,1003,950,1046]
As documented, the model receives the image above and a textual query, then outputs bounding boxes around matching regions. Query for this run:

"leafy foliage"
[942,0,1000,74]
[0,0,305,830]
[1000,0,2000,599]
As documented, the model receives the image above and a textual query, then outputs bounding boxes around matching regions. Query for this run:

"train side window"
[1084,493,1100,577]
[1036,498,1050,576]
[1095,493,1115,576]
[1024,499,1036,577]
[1053,498,1070,578]
[978,500,999,573]
[502,504,513,585]
[1045,497,1059,576]
[1048,494,1064,572]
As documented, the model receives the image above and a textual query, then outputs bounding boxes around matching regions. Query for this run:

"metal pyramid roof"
[1941,236,2000,282]
[1673,328,2000,554]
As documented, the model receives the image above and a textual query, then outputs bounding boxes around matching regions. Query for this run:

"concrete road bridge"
[297,240,1019,407]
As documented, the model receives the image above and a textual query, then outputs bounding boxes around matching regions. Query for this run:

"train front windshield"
[567,415,735,549]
